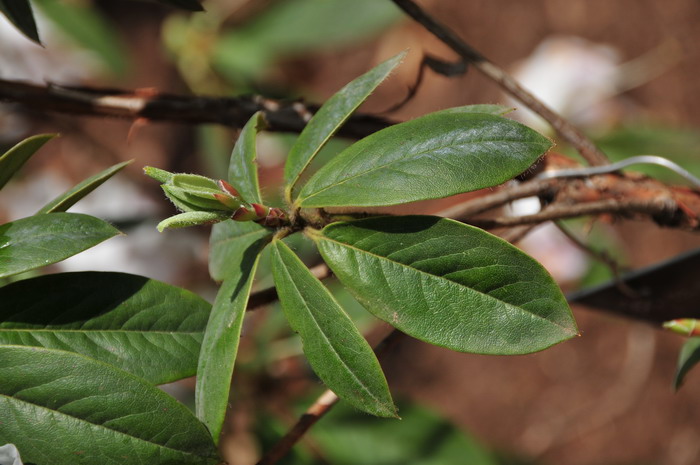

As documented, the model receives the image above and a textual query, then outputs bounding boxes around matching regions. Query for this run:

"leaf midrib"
[318,234,574,334]
[300,136,544,203]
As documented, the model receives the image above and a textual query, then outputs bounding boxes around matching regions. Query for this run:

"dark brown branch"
[0,79,393,139]
[256,330,405,465]
[391,0,610,166]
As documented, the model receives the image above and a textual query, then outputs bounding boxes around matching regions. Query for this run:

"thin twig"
[436,178,560,219]
[0,79,393,139]
[390,0,609,166]
[256,330,405,465]
[554,221,638,298]
[468,197,680,229]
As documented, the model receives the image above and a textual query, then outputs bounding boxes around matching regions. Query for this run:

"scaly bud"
[217,180,241,198]
[232,207,258,222]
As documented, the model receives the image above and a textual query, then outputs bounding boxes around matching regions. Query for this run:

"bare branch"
[0,78,393,139]
[390,0,610,166]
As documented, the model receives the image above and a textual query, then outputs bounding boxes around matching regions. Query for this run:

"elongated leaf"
[0,346,218,465]
[0,134,55,190]
[209,220,271,281]
[0,0,39,43]
[311,216,577,355]
[270,240,396,417]
[37,161,131,214]
[196,237,268,443]
[674,337,700,390]
[297,113,552,207]
[0,272,210,384]
[229,112,266,204]
[285,52,405,200]
[0,213,120,278]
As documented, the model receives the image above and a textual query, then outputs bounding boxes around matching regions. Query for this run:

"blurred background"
[1,0,700,464]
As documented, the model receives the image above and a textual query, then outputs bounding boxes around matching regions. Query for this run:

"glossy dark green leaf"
[0,0,39,43]
[0,272,210,384]
[285,52,405,200]
[270,240,396,417]
[37,161,131,214]
[311,216,577,355]
[674,337,700,390]
[0,134,55,190]
[229,112,266,205]
[0,346,218,465]
[0,213,120,279]
[196,236,269,443]
[209,219,271,281]
[297,113,552,207]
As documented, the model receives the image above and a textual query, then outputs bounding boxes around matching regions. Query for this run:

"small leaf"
[36,160,131,214]
[297,112,552,207]
[209,220,271,281]
[0,134,56,191]
[285,52,405,201]
[0,346,218,465]
[674,337,700,390]
[157,211,230,232]
[196,236,269,443]
[270,239,396,417]
[0,213,120,279]
[311,216,577,355]
[0,0,40,44]
[0,272,211,385]
[229,112,266,205]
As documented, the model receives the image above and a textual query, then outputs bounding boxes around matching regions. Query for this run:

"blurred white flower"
[0,444,23,465]
[507,35,621,133]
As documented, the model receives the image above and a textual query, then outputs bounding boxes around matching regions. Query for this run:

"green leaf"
[37,160,131,214]
[437,104,514,116]
[157,211,230,232]
[229,111,266,205]
[285,52,405,201]
[674,337,700,390]
[209,220,271,281]
[311,216,577,355]
[196,236,269,443]
[33,0,128,75]
[313,402,499,465]
[0,0,39,43]
[0,346,218,465]
[297,113,552,207]
[0,213,120,279]
[213,0,400,80]
[270,240,396,417]
[0,272,210,385]
[0,134,56,190]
